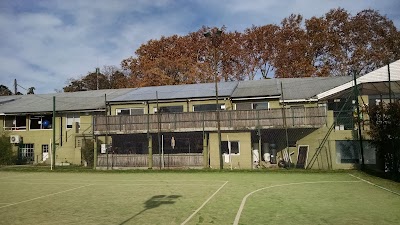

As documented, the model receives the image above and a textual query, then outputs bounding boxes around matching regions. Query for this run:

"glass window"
[30,115,53,130]
[4,115,26,130]
[221,141,240,154]
[252,102,269,110]
[336,140,360,164]
[66,113,80,129]
[235,103,252,110]
[20,143,34,162]
[193,104,225,112]
[156,105,184,113]
[116,108,144,115]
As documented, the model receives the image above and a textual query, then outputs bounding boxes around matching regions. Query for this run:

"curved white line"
[233,180,361,225]
[181,181,228,225]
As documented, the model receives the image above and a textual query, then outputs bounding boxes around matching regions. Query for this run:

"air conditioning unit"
[10,135,21,144]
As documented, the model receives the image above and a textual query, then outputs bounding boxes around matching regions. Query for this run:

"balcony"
[93,107,327,135]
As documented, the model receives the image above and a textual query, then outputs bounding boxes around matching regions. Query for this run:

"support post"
[148,135,153,169]
[93,136,98,169]
[52,96,56,169]
[203,133,209,168]
[353,71,365,169]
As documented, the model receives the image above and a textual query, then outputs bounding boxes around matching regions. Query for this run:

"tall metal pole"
[281,82,290,167]
[156,91,162,169]
[388,63,392,104]
[14,79,17,95]
[105,94,108,170]
[96,67,100,90]
[52,96,56,169]
[353,71,364,169]
[214,48,222,169]
[205,28,223,170]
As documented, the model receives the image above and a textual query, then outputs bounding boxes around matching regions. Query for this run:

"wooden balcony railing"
[93,107,327,135]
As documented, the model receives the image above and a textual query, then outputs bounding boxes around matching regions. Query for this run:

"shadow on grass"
[119,195,181,225]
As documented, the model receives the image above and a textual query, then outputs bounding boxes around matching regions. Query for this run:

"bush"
[81,139,94,167]
[369,100,400,179]
[0,133,16,165]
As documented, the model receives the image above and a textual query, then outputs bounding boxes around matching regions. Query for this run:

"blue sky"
[1,0,399,94]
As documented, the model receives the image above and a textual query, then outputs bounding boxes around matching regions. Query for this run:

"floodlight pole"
[204,28,223,169]
[353,71,364,169]
[52,96,56,169]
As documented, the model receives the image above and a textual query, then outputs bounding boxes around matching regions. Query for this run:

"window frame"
[116,108,145,115]
[29,115,53,130]
[221,141,240,155]
[66,113,80,129]
[192,104,225,112]
[4,115,27,131]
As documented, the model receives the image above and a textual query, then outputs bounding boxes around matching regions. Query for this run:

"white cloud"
[0,0,399,94]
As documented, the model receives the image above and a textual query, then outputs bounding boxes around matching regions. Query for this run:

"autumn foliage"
[64,8,400,91]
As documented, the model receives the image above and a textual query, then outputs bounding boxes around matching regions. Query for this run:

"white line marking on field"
[181,181,228,225]
[0,181,222,187]
[348,174,400,196]
[233,180,361,225]
[0,173,32,180]
[0,184,92,209]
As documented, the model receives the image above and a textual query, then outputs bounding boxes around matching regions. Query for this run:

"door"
[42,145,49,162]
[296,145,309,168]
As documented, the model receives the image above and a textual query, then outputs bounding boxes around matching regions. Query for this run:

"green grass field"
[0,169,399,225]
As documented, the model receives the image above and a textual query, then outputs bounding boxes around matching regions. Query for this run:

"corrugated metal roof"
[317,59,400,100]
[279,76,353,100]
[110,82,238,102]
[232,77,352,100]
[0,88,135,114]
[231,79,280,98]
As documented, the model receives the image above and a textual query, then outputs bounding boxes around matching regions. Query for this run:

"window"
[336,140,360,163]
[30,115,53,130]
[234,102,269,110]
[116,108,144,115]
[336,140,376,164]
[221,141,240,155]
[155,105,184,113]
[66,113,80,129]
[20,143,34,161]
[42,144,49,161]
[4,115,26,130]
[328,99,354,130]
[252,102,269,110]
[193,104,225,112]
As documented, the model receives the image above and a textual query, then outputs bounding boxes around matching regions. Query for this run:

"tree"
[242,25,279,79]
[369,101,400,178]
[63,66,131,92]
[27,87,35,94]
[0,133,15,165]
[273,14,315,78]
[0,85,12,96]
[115,8,400,87]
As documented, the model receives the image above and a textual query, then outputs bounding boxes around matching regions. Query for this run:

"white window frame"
[251,102,269,110]
[66,113,80,129]
[116,108,145,115]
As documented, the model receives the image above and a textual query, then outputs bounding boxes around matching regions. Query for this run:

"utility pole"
[14,79,17,95]
[96,67,100,90]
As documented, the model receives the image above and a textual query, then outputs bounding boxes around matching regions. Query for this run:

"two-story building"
[1,60,399,169]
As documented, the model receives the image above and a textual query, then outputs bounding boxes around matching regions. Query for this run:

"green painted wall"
[209,131,252,169]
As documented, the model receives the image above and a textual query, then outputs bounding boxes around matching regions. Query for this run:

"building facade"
[1,61,399,169]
